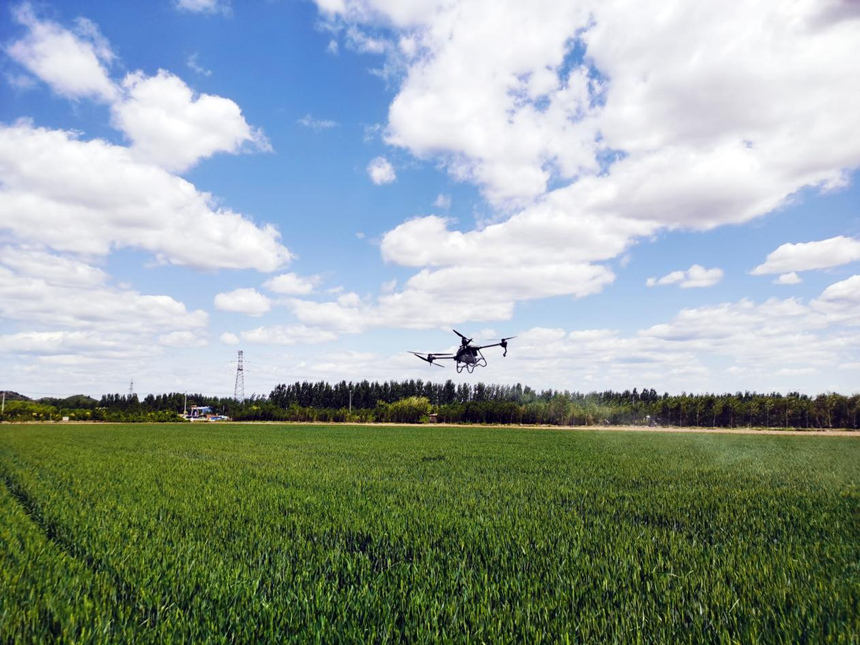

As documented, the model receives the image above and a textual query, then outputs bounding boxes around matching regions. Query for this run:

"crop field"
[0,424,857,644]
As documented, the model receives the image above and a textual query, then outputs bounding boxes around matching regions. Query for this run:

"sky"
[1,0,859,399]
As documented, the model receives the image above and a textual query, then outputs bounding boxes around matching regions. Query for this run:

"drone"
[411,329,516,373]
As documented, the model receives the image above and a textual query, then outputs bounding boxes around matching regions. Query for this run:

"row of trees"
[267,381,860,429]
[2,383,858,428]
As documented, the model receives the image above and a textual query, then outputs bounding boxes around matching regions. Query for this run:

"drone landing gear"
[454,352,487,374]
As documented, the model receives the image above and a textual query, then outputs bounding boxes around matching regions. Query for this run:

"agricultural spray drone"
[410,330,515,373]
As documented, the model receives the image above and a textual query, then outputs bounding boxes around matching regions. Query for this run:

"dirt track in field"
[10,421,857,435]
[513,424,858,436]
[262,421,859,436]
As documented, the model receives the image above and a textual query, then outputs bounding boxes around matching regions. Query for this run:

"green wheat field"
[1,423,858,643]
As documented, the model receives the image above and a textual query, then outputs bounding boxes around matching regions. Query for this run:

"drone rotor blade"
[410,351,447,367]
[453,329,473,344]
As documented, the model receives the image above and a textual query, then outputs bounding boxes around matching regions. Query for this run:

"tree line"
[1,383,858,428]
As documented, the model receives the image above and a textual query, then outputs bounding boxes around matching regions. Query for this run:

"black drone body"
[411,330,515,373]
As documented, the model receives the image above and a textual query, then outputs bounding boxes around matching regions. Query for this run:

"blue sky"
[1,0,859,398]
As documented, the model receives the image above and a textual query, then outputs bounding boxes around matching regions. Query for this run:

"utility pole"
[183,392,187,416]
[234,351,245,402]
[349,386,353,413]
[1,391,5,414]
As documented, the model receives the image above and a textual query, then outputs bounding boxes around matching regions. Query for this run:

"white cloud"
[220,332,240,345]
[214,288,272,316]
[752,236,860,275]
[113,70,271,172]
[646,265,724,289]
[811,275,860,324]
[0,246,107,287]
[286,262,614,335]
[0,265,207,332]
[240,325,339,345]
[6,3,118,102]
[313,0,860,323]
[433,193,451,209]
[263,272,321,295]
[175,0,230,15]
[158,331,208,347]
[7,9,269,173]
[367,156,396,184]
[402,276,860,391]
[297,114,339,130]
[0,330,139,356]
[0,121,291,271]
[381,210,652,268]
[775,272,802,285]
[326,39,340,55]
[346,27,387,54]
[186,52,212,76]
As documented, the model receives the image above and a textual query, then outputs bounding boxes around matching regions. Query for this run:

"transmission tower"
[234,350,245,402]
[129,379,134,397]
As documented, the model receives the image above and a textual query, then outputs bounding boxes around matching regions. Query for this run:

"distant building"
[183,405,230,422]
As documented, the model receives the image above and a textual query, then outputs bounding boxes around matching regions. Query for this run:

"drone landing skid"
[455,351,487,373]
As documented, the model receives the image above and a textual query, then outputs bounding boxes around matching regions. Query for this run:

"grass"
[1,423,858,643]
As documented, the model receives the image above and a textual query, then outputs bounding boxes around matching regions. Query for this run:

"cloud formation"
[752,236,860,275]
[263,273,321,295]
[646,265,724,289]
[114,70,271,172]
[367,156,396,184]
[214,288,272,316]
[316,0,860,318]
[7,7,270,172]
[6,3,117,101]
[0,122,291,271]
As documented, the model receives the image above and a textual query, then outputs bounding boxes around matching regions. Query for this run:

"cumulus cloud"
[2,9,285,271]
[0,246,108,287]
[113,70,271,172]
[0,122,290,271]
[313,0,860,322]
[400,275,860,391]
[5,3,118,102]
[158,330,208,347]
[811,275,860,324]
[752,236,860,275]
[239,325,339,345]
[7,8,270,172]
[263,272,321,295]
[367,156,396,184]
[220,332,240,345]
[775,272,802,285]
[285,262,614,335]
[0,265,207,332]
[214,288,272,316]
[646,265,724,289]
[0,330,137,356]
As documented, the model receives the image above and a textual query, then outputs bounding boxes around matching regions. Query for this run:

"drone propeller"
[410,351,446,367]
[453,329,473,345]
[484,336,517,356]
